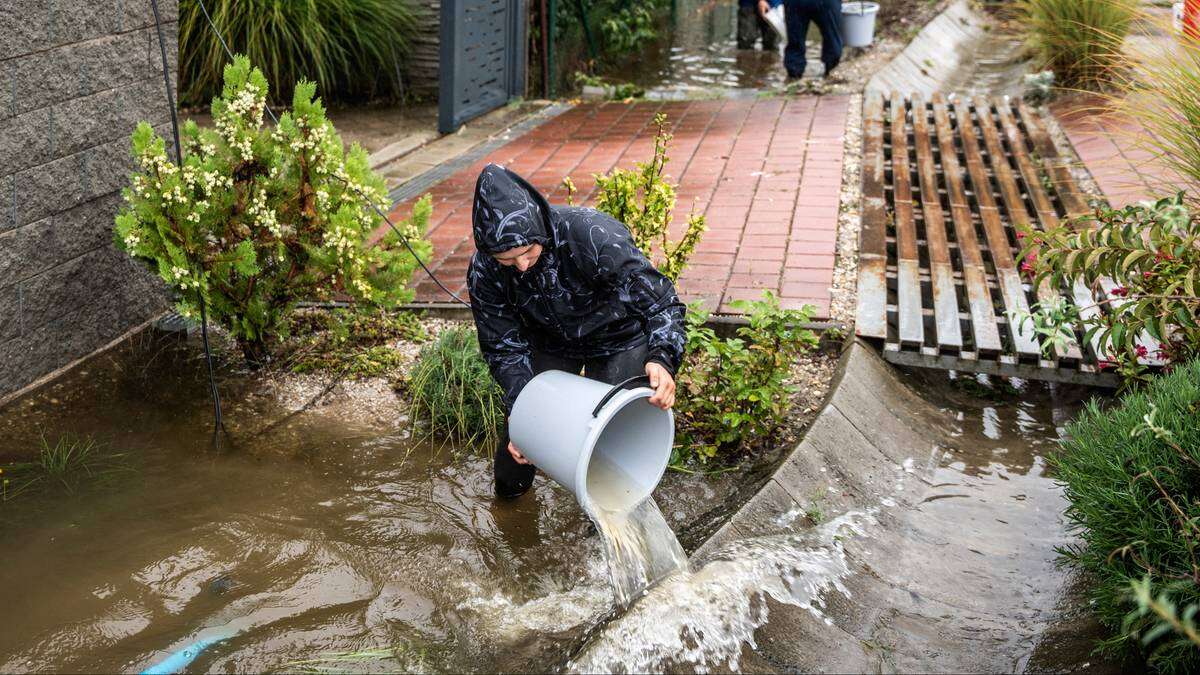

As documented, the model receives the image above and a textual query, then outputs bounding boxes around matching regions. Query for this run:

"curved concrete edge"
[694,339,947,561]
[865,0,987,98]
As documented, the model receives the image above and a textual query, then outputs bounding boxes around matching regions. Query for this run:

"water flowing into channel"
[588,497,689,608]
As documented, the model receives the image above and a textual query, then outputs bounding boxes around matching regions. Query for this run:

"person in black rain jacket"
[467,164,686,498]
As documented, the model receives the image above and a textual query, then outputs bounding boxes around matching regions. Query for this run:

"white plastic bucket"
[840,1,879,48]
[509,370,674,514]
[764,5,787,43]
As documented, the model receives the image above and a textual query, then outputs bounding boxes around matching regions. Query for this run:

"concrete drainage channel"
[561,340,1119,672]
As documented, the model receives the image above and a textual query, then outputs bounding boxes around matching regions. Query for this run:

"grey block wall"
[0,0,175,400]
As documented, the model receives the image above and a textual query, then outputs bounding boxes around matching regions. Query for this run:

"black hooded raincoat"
[467,164,687,411]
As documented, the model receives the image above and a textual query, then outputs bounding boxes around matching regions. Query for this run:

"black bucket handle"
[591,375,653,418]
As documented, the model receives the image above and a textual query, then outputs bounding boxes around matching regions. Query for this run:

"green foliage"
[1053,360,1200,672]
[1115,33,1200,205]
[115,57,432,365]
[577,113,707,282]
[405,327,506,451]
[599,5,659,54]
[281,308,426,379]
[673,292,818,464]
[1127,577,1200,660]
[2,434,129,501]
[1018,0,1135,90]
[178,0,416,107]
[1021,195,1200,378]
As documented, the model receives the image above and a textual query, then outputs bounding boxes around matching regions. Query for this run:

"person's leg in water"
[815,0,844,76]
[493,351,583,499]
[736,4,760,49]
[759,10,779,51]
[782,0,811,79]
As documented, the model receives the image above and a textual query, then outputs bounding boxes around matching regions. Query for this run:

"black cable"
[150,0,225,438]
[194,0,469,309]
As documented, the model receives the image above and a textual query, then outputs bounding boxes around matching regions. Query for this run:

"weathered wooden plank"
[952,98,1041,358]
[973,95,1085,362]
[910,93,963,351]
[1016,101,1091,218]
[891,92,923,347]
[933,94,1002,354]
[857,91,888,339]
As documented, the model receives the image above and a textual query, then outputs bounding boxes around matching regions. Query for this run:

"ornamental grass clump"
[115,56,432,366]
[179,0,416,107]
[1113,31,1200,203]
[1019,0,1136,90]
[1053,359,1200,672]
[406,327,506,451]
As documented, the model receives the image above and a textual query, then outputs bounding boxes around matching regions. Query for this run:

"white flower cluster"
[171,265,200,290]
[214,81,265,161]
[123,230,142,250]
[247,188,281,237]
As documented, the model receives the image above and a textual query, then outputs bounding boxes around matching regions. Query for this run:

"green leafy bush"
[673,292,818,464]
[115,57,432,366]
[178,0,416,107]
[406,327,506,451]
[567,113,707,282]
[1021,195,1200,378]
[1019,0,1135,89]
[1053,359,1200,672]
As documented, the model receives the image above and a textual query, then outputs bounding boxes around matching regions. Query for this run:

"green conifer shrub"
[1054,359,1200,672]
[115,57,432,366]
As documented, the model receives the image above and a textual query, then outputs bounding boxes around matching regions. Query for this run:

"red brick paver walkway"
[1052,98,1190,208]
[386,97,849,318]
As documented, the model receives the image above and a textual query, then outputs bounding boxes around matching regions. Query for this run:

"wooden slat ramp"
[856,92,1129,387]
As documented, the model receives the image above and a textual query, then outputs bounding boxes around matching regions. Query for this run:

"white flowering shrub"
[115,57,431,365]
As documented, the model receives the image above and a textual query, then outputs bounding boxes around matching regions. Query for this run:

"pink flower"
[1143,271,1153,279]
[1016,231,1026,240]
[1111,286,1129,297]
[1135,345,1148,358]
[1097,359,1115,371]
[1021,261,1033,274]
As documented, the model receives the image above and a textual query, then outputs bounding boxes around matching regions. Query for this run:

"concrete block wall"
[0,0,176,400]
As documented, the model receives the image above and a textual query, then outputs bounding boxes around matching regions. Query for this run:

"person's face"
[492,243,543,273]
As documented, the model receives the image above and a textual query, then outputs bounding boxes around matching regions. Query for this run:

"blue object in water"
[141,635,227,675]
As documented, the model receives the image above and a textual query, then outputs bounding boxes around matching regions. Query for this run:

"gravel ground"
[830,92,865,326]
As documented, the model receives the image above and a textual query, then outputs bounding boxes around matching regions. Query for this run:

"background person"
[467,164,686,499]
[778,0,844,80]
[739,0,781,50]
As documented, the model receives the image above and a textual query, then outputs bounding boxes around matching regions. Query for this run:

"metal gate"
[438,0,527,134]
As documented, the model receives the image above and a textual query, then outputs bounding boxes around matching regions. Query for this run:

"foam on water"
[569,511,874,673]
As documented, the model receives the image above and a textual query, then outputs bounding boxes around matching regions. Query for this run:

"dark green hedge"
[1054,359,1200,672]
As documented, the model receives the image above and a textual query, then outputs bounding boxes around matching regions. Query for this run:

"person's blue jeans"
[783,0,843,79]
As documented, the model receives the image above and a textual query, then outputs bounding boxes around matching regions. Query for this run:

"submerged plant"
[405,327,506,452]
[1053,360,1200,672]
[1,434,129,501]
[115,56,432,366]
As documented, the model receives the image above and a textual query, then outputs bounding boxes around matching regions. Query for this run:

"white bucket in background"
[1175,2,1185,33]
[840,1,880,48]
[509,370,674,514]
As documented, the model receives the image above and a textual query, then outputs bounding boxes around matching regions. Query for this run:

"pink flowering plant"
[1019,195,1200,379]
[114,57,431,365]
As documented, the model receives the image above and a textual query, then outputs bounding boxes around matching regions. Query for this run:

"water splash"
[569,511,874,673]
[589,498,690,607]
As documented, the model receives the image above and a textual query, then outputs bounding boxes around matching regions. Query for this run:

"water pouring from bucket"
[509,370,688,604]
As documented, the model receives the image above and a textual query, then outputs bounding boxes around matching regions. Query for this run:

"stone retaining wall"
[865,0,986,98]
[0,0,174,401]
